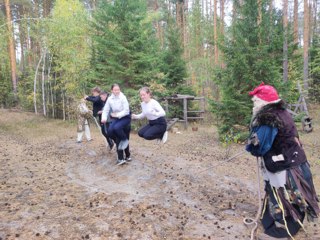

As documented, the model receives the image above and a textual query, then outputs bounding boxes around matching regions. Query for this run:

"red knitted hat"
[249,82,279,102]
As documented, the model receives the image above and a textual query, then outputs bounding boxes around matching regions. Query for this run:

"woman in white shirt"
[101,84,131,165]
[132,87,168,143]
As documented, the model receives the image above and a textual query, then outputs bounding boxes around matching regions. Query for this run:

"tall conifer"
[90,0,159,88]
[212,0,283,136]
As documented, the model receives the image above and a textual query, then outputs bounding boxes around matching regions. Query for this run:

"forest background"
[1,0,320,139]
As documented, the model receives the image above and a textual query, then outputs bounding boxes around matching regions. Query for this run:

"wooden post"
[183,97,188,129]
[297,81,309,116]
[165,99,169,115]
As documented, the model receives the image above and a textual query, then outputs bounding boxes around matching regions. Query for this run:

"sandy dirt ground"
[0,108,319,240]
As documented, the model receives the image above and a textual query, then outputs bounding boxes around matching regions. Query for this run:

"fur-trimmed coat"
[249,100,307,172]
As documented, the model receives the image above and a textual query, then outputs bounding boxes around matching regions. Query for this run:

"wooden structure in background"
[287,82,313,132]
[164,95,205,129]
[287,82,309,117]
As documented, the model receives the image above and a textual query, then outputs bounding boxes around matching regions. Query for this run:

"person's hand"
[101,119,107,124]
[84,95,88,100]
[132,114,137,119]
[248,133,259,146]
[97,110,102,114]
[111,112,118,118]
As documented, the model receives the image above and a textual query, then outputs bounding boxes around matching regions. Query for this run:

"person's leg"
[138,124,151,139]
[111,136,125,165]
[100,120,108,139]
[77,117,85,142]
[124,123,131,161]
[84,119,92,141]
[112,117,131,150]
[158,117,168,142]
[107,120,117,139]
[102,123,114,149]
[112,117,131,141]
[77,131,83,142]
[117,148,124,161]
[142,124,167,140]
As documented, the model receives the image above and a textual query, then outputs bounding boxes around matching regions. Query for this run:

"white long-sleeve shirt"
[135,99,166,121]
[101,92,130,122]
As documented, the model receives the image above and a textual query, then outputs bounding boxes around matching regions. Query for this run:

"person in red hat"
[246,83,319,239]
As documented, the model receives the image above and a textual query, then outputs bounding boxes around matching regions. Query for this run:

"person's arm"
[151,100,166,117]
[101,99,111,123]
[133,112,145,119]
[246,125,278,156]
[113,95,130,118]
[132,103,145,119]
[86,95,100,103]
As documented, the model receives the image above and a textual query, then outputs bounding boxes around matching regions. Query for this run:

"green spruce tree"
[90,0,159,88]
[160,22,189,95]
[212,0,284,138]
[0,14,14,107]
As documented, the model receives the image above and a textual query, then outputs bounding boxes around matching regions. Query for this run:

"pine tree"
[160,22,188,95]
[90,0,159,88]
[212,0,283,137]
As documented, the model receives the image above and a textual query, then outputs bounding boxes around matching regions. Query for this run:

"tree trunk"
[62,91,66,121]
[154,0,160,43]
[257,0,262,43]
[214,0,218,65]
[220,0,225,36]
[293,0,299,45]
[67,96,71,121]
[18,6,26,74]
[176,0,184,44]
[26,16,33,68]
[303,0,309,91]
[183,0,188,59]
[283,0,288,83]
[43,0,52,17]
[41,50,47,116]
[268,0,273,43]
[269,0,273,9]
[34,54,43,114]
[220,0,225,68]
[309,1,313,46]
[312,0,317,38]
[4,0,18,99]
[309,0,317,46]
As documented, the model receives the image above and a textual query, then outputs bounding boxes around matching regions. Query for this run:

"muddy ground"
[0,108,319,240]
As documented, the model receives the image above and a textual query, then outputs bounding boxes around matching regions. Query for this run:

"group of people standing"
[77,84,168,166]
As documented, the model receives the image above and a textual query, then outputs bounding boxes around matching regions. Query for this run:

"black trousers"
[98,115,114,148]
[138,117,167,140]
[113,123,131,160]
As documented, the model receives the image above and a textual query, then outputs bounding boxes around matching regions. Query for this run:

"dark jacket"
[86,96,104,117]
[250,100,307,172]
